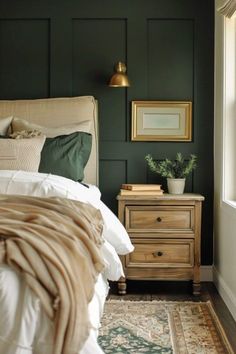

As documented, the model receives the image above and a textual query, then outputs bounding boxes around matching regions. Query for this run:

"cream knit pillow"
[0,135,46,172]
[10,117,91,137]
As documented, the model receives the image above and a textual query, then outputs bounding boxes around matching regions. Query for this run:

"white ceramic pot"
[167,178,186,194]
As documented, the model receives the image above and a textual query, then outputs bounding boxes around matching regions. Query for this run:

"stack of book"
[120,183,164,196]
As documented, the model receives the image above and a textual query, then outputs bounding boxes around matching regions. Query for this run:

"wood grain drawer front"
[126,240,194,268]
[125,206,194,232]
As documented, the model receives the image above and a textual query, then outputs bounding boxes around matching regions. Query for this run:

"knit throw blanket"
[0,194,105,354]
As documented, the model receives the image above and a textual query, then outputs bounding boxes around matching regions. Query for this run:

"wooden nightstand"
[117,193,204,295]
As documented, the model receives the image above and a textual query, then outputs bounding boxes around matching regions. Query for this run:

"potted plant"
[145,152,197,194]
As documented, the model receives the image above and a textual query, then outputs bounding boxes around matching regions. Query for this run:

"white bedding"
[0,170,134,256]
[0,268,108,354]
[0,170,134,354]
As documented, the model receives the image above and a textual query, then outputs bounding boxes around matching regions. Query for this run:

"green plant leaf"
[145,152,197,179]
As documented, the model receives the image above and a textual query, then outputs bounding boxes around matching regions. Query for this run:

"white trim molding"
[213,266,236,321]
[200,265,213,281]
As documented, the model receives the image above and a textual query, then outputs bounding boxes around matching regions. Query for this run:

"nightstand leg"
[118,277,127,295]
[193,281,201,296]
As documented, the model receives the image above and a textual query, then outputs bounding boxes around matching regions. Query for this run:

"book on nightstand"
[119,189,164,196]
[120,184,164,196]
[121,183,162,191]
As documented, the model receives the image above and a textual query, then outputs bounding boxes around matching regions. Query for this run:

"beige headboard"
[0,96,99,186]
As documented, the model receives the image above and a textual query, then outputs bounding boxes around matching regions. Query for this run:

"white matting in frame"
[131,101,192,141]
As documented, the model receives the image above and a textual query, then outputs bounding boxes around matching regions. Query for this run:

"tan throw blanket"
[0,194,105,354]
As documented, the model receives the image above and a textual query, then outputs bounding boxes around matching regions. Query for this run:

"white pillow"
[0,116,13,135]
[0,136,46,172]
[11,117,91,137]
[0,170,134,255]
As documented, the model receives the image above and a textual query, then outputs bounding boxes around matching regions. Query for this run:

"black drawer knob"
[156,217,162,222]
[153,251,163,257]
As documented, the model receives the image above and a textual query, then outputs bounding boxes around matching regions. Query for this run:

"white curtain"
[218,0,236,18]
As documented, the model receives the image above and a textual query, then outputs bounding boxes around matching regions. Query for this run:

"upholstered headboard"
[0,96,99,185]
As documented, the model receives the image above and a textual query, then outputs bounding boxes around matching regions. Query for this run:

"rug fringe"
[106,299,208,304]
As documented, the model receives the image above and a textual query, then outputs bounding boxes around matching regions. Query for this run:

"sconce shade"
[109,62,130,87]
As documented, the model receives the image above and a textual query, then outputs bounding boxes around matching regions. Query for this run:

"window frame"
[222,15,236,209]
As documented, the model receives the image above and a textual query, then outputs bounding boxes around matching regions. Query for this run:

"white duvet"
[0,170,134,354]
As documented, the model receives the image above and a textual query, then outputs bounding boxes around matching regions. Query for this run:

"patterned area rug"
[98,300,234,354]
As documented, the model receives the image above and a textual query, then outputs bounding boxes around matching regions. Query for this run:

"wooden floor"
[109,280,236,353]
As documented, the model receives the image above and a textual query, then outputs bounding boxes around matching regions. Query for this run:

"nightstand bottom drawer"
[126,239,194,268]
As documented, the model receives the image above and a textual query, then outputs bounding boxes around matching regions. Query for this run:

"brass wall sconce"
[108,62,130,87]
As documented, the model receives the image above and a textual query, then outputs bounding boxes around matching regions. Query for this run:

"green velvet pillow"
[39,131,92,181]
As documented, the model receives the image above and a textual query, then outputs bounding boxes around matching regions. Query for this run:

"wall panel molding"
[0,0,214,265]
[0,18,50,99]
[99,159,127,211]
[147,18,194,100]
[72,18,128,142]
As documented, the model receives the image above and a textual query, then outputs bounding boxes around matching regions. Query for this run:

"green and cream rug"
[98,300,234,353]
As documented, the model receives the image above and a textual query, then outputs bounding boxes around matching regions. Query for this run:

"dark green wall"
[0,0,214,265]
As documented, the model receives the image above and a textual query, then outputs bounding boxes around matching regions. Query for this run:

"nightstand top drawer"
[125,205,194,232]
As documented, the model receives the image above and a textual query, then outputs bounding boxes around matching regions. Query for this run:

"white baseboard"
[213,266,236,321]
[201,265,213,281]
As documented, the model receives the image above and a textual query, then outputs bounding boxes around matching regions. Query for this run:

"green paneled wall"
[0,0,214,265]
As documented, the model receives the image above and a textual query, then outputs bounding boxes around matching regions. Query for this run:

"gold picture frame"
[131,100,192,141]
